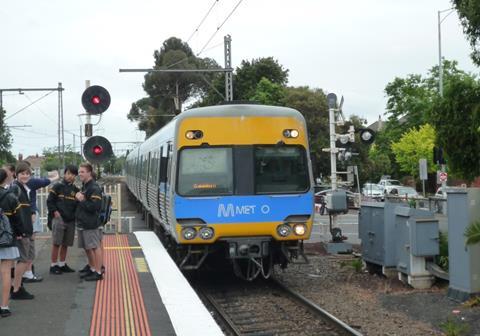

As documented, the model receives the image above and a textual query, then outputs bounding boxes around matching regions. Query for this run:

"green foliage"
[465,220,480,245]
[363,144,392,182]
[0,107,15,165]
[436,231,449,271]
[234,57,288,100]
[128,37,220,137]
[41,145,82,172]
[282,86,329,177]
[102,155,126,175]
[198,56,289,106]
[390,124,436,179]
[439,318,470,336]
[429,71,480,181]
[250,78,285,105]
[454,0,480,66]
[339,259,363,273]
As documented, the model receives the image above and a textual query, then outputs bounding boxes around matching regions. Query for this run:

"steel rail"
[196,288,243,336]
[271,277,363,336]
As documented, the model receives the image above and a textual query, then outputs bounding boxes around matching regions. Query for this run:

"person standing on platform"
[9,162,35,300]
[75,163,103,281]
[0,168,21,317]
[22,165,60,283]
[47,165,79,274]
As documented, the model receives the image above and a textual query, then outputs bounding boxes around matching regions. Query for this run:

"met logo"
[217,203,270,218]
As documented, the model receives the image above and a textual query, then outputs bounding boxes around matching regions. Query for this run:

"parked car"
[314,188,358,211]
[378,178,403,195]
[389,186,419,199]
[435,186,456,198]
[362,183,383,199]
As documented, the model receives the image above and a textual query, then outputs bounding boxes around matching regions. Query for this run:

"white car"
[378,179,403,195]
[362,183,383,199]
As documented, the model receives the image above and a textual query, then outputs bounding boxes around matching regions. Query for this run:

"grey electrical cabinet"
[395,207,437,277]
[447,188,480,301]
[359,201,404,267]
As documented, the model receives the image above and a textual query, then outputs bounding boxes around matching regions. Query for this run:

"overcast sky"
[1,0,477,158]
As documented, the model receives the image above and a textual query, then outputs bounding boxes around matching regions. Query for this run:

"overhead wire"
[5,91,54,121]
[186,0,220,43]
[197,0,244,56]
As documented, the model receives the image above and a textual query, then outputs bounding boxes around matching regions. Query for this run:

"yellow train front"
[126,103,315,280]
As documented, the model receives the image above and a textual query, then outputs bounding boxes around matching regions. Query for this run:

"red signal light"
[93,145,103,155]
[91,96,101,105]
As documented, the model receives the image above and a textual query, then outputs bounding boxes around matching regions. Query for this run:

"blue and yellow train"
[125,103,314,280]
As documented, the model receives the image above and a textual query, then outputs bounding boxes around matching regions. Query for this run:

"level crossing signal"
[81,85,111,115]
[83,136,113,164]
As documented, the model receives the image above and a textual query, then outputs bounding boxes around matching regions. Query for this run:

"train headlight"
[277,224,292,237]
[283,129,299,138]
[182,227,197,240]
[293,223,307,236]
[199,227,214,240]
[185,130,203,140]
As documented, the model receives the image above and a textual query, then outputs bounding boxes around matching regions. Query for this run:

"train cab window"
[254,146,309,194]
[177,147,233,196]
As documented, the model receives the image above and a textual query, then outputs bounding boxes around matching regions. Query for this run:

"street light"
[438,7,455,97]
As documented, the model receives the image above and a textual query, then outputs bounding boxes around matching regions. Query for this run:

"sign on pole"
[419,159,428,180]
[437,171,448,183]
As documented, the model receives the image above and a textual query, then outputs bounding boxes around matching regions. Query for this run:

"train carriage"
[125,103,314,280]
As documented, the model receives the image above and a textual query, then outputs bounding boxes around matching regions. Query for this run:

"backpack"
[0,193,16,248]
[97,192,112,226]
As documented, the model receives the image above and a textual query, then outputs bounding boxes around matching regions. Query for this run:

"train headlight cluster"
[181,226,215,240]
[277,224,292,237]
[277,223,307,237]
[283,129,299,138]
[182,227,197,240]
[199,227,214,240]
[185,130,203,140]
[293,223,307,236]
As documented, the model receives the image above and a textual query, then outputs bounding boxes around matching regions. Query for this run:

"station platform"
[0,218,223,336]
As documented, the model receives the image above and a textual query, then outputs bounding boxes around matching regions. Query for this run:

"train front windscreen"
[177,145,310,196]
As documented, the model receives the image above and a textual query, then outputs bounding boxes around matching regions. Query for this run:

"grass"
[439,318,470,336]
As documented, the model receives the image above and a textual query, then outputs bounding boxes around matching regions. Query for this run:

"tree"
[0,107,15,165]
[391,124,436,180]
[250,78,286,105]
[128,37,220,137]
[429,71,480,181]
[282,86,329,178]
[103,154,125,175]
[198,56,289,106]
[454,0,480,66]
[364,144,392,183]
[41,145,82,172]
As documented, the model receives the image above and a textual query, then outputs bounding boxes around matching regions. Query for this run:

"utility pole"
[0,85,65,164]
[224,35,233,101]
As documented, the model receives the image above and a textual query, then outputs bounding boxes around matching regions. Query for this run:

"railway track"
[195,275,363,336]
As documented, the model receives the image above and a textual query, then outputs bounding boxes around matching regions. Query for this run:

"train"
[125,103,314,280]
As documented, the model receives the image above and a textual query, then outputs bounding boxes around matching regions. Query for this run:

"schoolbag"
[97,192,112,226]
[0,193,16,248]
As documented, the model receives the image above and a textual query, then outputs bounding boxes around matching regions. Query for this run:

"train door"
[164,142,173,229]
[156,147,164,221]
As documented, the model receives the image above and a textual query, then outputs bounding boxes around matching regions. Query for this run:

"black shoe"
[80,269,94,279]
[59,264,75,273]
[79,264,91,273]
[84,272,103,281]
[11,287,34,300]
[0,308,12,317]
[50,265,63,275]
[101,265,105,274]
[22,274,43,283]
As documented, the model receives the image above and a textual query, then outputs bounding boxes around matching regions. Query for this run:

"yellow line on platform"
[104,246,142,250]
[134,258,149,273]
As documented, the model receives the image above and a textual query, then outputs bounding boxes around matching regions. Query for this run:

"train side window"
[159,146,168,183]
